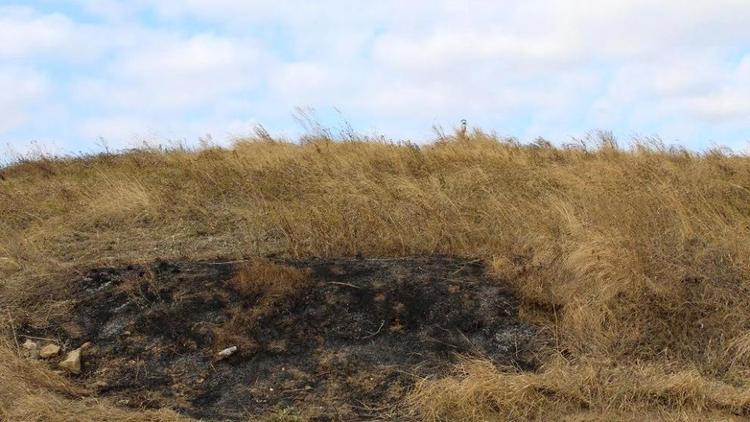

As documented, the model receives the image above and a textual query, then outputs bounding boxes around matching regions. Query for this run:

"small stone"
[59,348,82,374]
[22,339,38,350]
[89,380,108,390]
[39,344,60,358]
[217,346,237,359]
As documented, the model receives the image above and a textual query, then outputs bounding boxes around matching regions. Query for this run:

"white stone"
[22,339,37,350]
[39,344,60,358]
[217,346,237,359]
[59,348,81,374]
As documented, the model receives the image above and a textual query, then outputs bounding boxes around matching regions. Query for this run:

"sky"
[1,0,750,157]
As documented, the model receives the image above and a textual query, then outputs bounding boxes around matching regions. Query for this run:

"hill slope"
[2,132,750,420]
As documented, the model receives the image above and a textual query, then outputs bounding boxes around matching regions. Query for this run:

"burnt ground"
[20,256,543,421]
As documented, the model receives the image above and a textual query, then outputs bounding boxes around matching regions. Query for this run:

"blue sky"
[1,0,750,158]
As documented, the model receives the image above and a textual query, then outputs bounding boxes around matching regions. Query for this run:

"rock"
[89,380,108,390]
[59,348,82,374]
[39,344,60,359]
[217,346,237,359]
[21,339,40,359]
[39,344,60,358]
[22,339,38,350]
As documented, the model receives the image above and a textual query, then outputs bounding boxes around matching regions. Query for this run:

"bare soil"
[19,256,542,421]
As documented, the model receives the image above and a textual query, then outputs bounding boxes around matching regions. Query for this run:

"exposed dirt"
[20,256,543,421]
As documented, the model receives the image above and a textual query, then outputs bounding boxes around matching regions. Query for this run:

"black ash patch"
[27,256,542,421]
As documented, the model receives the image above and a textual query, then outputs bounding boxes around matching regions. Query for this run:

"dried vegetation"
[2,130,750,420]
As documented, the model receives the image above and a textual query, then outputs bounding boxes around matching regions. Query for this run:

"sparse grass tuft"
[262,406,306,422]
[231,258,312,298]
[214,259,312,355]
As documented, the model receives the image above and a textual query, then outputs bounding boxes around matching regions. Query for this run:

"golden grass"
[408,357,750,421]
[214,258,312,355]
[230,258,312,298]
[0,337,188,422]
[2,131,750,420]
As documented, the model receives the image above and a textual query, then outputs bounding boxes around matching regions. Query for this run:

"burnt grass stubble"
[22,256,543,420]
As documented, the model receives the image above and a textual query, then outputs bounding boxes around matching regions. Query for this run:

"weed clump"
[230,258,312,299]
[215,259,312,356]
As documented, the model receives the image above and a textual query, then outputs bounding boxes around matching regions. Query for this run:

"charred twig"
[361,320,385,339]
[422,336,460,349]
[20,334,58,343]
[203,259,251,266]
[455,328,479,351]
[5,309,20,355]
[327,281,360,289]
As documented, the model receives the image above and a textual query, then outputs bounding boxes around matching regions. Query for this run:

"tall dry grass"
[2,131,750,420]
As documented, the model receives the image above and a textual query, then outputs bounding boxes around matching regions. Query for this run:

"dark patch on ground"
[23,256,542,421]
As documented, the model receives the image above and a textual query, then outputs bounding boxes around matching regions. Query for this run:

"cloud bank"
[1,1,749,154]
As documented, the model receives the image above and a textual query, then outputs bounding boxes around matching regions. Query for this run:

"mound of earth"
[22,256,542,421]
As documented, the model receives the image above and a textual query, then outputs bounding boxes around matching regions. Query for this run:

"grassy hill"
[3,131,750,420]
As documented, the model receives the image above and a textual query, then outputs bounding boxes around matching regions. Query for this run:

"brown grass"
[409,357,750,421]
[0,337,188,421]
[2,131,750,420]
[214,258,312,355]
[230,258,312,298]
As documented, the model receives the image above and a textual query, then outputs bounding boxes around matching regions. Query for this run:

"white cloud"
[0,5,124,64]
[0,6,75,59]
[68,0,140,21]
[78,115,151,145]
[72,33,264,111]
[117,34,252,79]
[2,0,750,149]
[590,51,750,133]
[372,30,578,75]
[0,66,48,134]
[270,61,350,107]
[675,55,750,122]
[78,113,260,147]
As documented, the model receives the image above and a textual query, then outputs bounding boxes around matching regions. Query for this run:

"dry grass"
[0,337,188,421]
[408,356,750,421]
[2,130,750,420]
[214,258,312,355]
[231,258,312,298]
